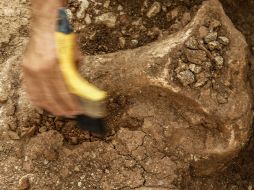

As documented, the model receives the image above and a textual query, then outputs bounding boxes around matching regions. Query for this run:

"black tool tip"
[58,8,73,34]
[76,115,107,136]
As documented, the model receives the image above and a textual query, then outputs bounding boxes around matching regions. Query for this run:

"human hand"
[22,32,83,117]
[22,0,82,116]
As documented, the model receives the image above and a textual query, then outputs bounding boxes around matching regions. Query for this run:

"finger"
[22,69,46,106]
[39,77,66,116]
[39,63,83,116]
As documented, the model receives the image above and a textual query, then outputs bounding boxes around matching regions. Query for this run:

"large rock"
[79,0,253,175]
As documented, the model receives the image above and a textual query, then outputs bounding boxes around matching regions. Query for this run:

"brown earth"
[0,0,254,190]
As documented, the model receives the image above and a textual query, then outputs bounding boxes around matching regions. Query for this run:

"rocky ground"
[0,0,254,190]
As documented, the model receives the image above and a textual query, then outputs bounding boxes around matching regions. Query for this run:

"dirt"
[1,0,254,189]
[67,0,203,54]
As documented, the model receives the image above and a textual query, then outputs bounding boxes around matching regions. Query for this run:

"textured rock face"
[80,0,253,175]
[0,0,252,189]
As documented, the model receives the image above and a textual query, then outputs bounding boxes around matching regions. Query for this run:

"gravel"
[146,2,161,18]
[177,70,196,86]
[204,32,218,43]
[218,36,230,45]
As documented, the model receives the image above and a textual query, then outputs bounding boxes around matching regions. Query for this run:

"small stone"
[218,36,230,45]
[169,8,179,20]
[194,73,209,88]
[181,12,191,25]
[185,49,207,65]
[177,70,195,86]
[131,39,139,46]
[66,9,73,21]
[77,0,89,19]
[162,6,167,12]
[146,2,161,18]
[7,131,20,140]
[21,125,37,138]
[204,32,218,43]
[44,159,49,165]
[117,5,123,11]
[175,59,188,73]
[203,61,212,69]
[7,120,17,131]
[207,41,221,51]
[70,137,78,145]
[0,88,9,103]
[103,0,110,8]
[199,26,209,38]
[189,64,202,74]
[78,182,82,187]
[39,126,47,133]
[209,19,221,31]
[74,166,81,172]
[18,176,30,190]
[185,36,199,50]
[85,14,91,25]
[119,37,126,48]
[95,12,117,28]
[248,185,252,190]
[216,92,228,104]
[214,56,224,68]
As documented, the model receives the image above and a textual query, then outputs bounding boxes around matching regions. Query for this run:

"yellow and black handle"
[55,8,107,135]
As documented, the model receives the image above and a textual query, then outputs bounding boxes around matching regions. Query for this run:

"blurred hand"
[22,32,83,116]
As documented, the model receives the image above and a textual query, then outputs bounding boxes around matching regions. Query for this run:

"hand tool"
[55,8,107,136]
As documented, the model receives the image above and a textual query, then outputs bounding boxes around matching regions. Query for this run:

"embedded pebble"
[203,61,212,69]
[218,36,230,45]
[185,36,199,50]
[209,19,221,31]
[74,166,81,172]
[0,88,9,103]
[185,49,207,65]
[85,14,91,25]
[20,126,37,138]
[117,5,123,11]
[70,137,79,145]
[17,176,30,190]
[131,39,139,46]
[207,41,221,50]
[146,2,161,18]
[199,26,209,38]
[119,37,126,48]
[214,56,224,68]
[76,0,90,19]
[66,9,73,21]
[78,182,82,187]
[181,12,191,25]
[39,126,47,133]
[194,73,209,88]
[177,70,195,86]
[204,32,218,43]
[95,12,117,28]
[103,0,110,8]
[189,64,202,74]
[169,8,179,20]
[216,92,228,104]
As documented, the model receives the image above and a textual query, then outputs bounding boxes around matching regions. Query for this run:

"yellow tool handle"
[55,32,107,102]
